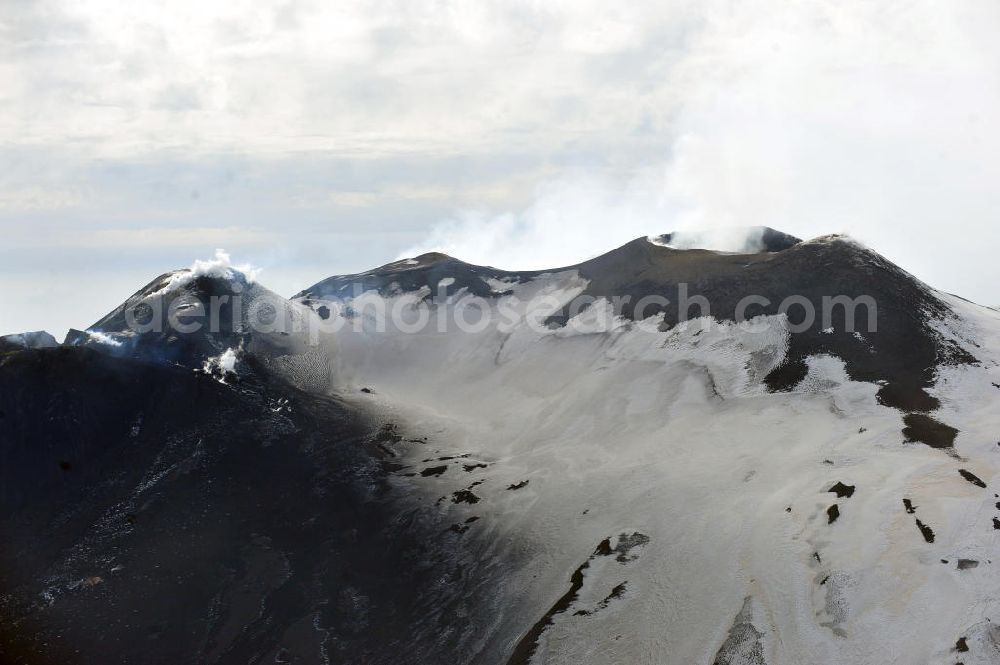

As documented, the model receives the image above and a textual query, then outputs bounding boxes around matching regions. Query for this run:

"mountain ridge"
[4,228,1000,664]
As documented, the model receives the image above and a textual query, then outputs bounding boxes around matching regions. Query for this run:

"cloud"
[0,0,695,158]
[45,227,278,249]
[401,0,1000,304]
[3,0,1000,338]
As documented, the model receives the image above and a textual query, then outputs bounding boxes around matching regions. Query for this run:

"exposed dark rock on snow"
[712,597,767,665]
[504,547,597,665]
[959,469,987,488]
[916,519,936,543]
[505,533,648,665]
[829,482,855,498]
[904,414,959,449]
[447,516,480,535]
[451,488,481,504]
[572,581,628,617]
[603,531,650,563]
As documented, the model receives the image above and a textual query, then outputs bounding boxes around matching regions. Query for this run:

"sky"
[2,0,1000,337]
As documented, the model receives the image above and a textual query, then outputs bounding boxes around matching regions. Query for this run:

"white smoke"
[155,249,261,295]
[189,250,260,283]
[217,347,238,373]
[651,228,769,254]
[87,331,123,347]
[400,0,1000,280]
[399,164,777,268]
[400,168,679,268]
[202,347,239,382]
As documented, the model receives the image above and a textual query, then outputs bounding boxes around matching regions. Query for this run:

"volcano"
[3,229,1000,665]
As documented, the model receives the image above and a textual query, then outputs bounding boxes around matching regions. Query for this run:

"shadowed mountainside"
[0,347,499,664]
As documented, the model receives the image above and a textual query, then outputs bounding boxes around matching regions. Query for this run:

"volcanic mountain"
[3,229,1000,665]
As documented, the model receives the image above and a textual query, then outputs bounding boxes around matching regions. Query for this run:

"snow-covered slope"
[291,232,1000,664]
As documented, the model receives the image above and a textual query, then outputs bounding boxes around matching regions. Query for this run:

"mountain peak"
[411,251,456,265]
[0,330,58,351]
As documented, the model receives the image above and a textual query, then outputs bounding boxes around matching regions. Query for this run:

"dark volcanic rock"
[0,331,58,352]
[296,252,533,302]
[505,533,647,665]
[549,236,973,419]
[451,489,481,504]
[959,469,987,488]
[0,347,493,665]
[903,414,959,449]
[828,482,856,498]
[62,270,321,387]
[63,272,254,367]
[915,519,936,543]
[712,597,766,665]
